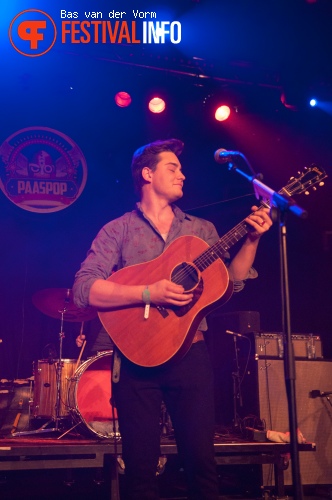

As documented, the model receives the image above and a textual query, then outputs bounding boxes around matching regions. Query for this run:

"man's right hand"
[149,279,193,306]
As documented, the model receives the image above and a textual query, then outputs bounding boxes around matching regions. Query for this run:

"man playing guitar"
[73,138,272,499]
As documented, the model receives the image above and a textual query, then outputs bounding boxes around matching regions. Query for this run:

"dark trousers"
[113,341,219,500]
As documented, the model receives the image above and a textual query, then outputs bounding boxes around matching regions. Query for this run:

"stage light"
[309,98,317,107]
[115,91,132,107]
[148,97,166,113]
[280,90,298,111]
[215,105,231,121]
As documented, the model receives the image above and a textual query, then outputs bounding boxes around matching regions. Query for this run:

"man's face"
[148,151,185,202]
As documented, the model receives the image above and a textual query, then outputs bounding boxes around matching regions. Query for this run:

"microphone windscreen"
[214,148,228,163]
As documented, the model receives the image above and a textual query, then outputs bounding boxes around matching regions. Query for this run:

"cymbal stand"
[160,402,172,436]
[12,292,70,437]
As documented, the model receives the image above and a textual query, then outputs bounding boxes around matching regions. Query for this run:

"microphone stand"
[226,159,305,500]
[232,335,243,431]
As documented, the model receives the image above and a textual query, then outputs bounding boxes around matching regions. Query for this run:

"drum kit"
[12,288,119,440]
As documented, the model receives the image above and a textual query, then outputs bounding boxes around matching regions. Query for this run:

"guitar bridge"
[156,306,169,318]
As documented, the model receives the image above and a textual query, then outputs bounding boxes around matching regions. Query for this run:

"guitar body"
[98,235,233,367]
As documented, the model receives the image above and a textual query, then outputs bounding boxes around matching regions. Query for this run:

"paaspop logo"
[0,127,87,213]
[9,9,57,57]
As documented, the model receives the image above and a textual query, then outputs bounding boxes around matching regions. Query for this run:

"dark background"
[0,0,331,380]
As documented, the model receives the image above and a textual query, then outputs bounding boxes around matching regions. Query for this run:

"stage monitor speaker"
[255,359,332,486]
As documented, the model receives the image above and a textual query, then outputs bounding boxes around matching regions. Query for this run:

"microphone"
[309,390,332,398]
[226,329,246,338]
[214,148,242,164]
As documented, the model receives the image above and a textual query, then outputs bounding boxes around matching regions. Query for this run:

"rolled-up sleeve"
[73,223,122,308]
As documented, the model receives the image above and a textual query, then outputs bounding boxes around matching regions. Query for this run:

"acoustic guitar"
[99,166,326,367]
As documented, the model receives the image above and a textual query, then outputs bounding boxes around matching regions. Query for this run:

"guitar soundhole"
[171,262,199,292]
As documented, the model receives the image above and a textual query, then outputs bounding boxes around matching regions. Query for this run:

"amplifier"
[254,333,323,359]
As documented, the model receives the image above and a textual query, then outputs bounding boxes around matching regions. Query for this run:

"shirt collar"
[135,202,192,222]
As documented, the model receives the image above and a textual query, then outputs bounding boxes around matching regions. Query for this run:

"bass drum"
[68,351,119,439]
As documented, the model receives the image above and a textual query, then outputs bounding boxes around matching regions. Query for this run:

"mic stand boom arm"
[226,162,307,219]
[226,159,305,500]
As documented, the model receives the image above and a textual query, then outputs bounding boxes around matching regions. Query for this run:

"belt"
[192,330,204,344]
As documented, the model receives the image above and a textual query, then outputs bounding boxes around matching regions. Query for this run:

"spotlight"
[215,105,231,122]
[309,98,317,107]
[115,91,132,107]
[148,97,166,113]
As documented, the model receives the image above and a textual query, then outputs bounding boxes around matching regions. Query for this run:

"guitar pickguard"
[173,278,204,318]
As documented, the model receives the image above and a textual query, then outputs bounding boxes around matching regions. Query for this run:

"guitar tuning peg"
[319,181,325,186]
[298,171,301,175]
[313,186,317,191]
[289,176,294,180]
[304,191,310,195]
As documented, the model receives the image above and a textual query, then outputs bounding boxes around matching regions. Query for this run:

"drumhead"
[68,350,118,439]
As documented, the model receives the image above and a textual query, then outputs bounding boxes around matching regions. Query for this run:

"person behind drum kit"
[72,138,272,500]
[75,319,113,358]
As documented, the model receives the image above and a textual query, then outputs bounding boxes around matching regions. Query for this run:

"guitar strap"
[112,349,121,383]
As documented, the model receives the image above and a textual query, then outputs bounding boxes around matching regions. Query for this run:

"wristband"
[142,286,150,319]
[142,286,151,304]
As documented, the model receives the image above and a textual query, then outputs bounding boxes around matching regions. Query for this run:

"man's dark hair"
[131,138,184,195]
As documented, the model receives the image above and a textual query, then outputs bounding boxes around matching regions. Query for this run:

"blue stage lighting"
[309,99,317,107]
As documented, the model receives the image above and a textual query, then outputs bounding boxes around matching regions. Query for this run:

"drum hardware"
[160,401,172,436]
[12,288,96,438]
[0,379,32,435]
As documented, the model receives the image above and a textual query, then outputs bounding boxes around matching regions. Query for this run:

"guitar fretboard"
[194,220,250,272]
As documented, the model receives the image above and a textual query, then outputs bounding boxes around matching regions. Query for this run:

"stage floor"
[0,425,318,499]
[0,381,323,500]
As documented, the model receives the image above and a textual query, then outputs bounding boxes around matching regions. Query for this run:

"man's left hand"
[245,205,273,240]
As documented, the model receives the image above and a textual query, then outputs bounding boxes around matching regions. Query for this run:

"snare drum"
[32,359,77,418]
[68,351,118,439]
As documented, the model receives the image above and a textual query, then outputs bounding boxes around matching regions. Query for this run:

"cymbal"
[32,288,97,322]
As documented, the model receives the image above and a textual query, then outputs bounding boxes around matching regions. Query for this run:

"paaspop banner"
[0,127,87,213]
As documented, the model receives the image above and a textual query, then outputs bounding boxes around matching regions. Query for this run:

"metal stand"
[219,154,318,500]
[232,335,243,430]
[160,401,172,436]
[278,209,302,500]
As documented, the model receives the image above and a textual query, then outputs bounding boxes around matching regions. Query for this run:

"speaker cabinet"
[206,313,332,485]
[255,359,332,486]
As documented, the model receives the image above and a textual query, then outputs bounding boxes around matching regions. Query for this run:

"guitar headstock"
[283,164,327,197]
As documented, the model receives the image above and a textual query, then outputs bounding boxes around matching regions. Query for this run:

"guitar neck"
[194,193,283,272]
[193,163,327,272]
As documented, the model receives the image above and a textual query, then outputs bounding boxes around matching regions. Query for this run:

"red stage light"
[115,91,132,107]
